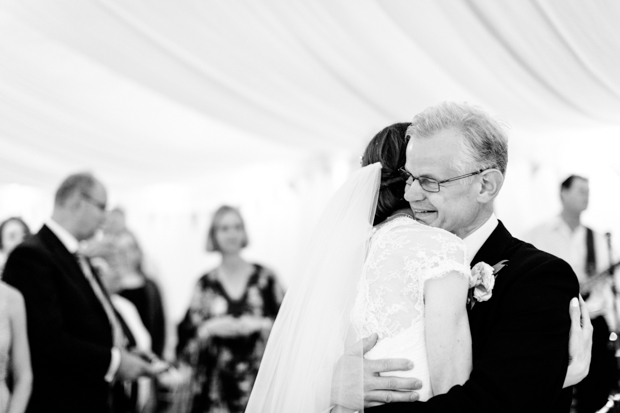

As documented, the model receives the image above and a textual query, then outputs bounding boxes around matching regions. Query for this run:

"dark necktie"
[74,252,126,348]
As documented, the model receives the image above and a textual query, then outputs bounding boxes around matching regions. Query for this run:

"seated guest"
[0,280,32,413]
[0,217,31,276]
[177,205,284,413]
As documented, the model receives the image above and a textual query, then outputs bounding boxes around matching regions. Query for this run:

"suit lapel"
[38,225,111,320]
[39,225,88,283]
[467,221,513,326]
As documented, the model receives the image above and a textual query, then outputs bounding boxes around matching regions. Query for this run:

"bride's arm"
[424,272,472,396]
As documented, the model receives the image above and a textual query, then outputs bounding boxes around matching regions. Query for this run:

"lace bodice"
[351,216,470,340]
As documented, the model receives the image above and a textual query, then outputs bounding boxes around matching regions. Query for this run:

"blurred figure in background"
[104,208,128,236]
[526,175,618,413]
[92,210,172,412]
[0,218,31,276]
[0,280,32,413]
[112,231,167,360]
[100,208,167,359]
[92,253,157,413]
[3,172,157,413]
[177,206,284,413]
[87,221,176,413]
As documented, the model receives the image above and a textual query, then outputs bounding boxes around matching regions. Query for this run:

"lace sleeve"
[414,227,470,283]
[354,221,470,339]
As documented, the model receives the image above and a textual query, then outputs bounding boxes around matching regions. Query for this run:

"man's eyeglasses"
[81,192,107,212]
[398,168,487,193]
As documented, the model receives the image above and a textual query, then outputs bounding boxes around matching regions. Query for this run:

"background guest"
[0,281,32,413]
[176,205,284,413]
[3,172,156,413]
[104,208,128,236]
[93,254,158,413]
[0,218,31,277]
[112,231,167,360]
[526,174,618,413]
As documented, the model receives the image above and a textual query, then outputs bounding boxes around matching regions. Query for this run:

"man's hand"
[199,316,243,338]
[331,333,422,410]
[564,295,593,388]
[116,349,158,381]
[236,315,271,336]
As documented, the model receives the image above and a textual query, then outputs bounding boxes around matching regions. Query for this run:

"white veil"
[246,163,381,412]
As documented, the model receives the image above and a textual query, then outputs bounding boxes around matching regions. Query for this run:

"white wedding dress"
[246,163,470,412]
[350,215,470,402]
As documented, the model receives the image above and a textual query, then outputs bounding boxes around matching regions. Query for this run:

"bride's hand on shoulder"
[564,295,593,388]
[331,333,422,410]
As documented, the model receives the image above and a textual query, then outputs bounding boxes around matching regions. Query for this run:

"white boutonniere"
[468,260,508,309]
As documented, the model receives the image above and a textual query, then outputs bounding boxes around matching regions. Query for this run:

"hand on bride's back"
[331,333,422,410]
[564,295,593,388]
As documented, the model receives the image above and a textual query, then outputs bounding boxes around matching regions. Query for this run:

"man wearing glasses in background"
[4,172,156,413]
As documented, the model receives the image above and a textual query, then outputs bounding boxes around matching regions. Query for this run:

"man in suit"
[4,172,156,413]
[331,103,587,412]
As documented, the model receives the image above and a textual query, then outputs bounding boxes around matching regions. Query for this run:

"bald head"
[52,172,108,241]
[55,173,98,207]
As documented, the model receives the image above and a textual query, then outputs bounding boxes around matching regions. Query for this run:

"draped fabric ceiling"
[1,0,619,189]
[1,0,619,321]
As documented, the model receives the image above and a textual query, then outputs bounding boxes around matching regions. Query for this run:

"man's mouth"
[412,209,436,219]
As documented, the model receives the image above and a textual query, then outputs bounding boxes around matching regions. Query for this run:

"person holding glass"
[177,206,284,413]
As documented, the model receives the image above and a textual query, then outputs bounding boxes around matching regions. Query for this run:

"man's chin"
[413,212,437,225]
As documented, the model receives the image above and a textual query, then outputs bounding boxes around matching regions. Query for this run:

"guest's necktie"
[74,252,126,349]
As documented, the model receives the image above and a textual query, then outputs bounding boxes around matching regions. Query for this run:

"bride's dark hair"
[361,122,411,226]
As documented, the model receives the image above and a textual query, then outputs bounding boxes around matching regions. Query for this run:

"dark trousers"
[574,316,618,413]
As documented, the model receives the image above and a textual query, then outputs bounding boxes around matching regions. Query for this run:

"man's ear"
[477,169,503,204]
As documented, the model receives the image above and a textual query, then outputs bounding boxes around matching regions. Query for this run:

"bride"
[246,123,472,412]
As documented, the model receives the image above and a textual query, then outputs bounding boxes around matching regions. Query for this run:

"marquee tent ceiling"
[0,0,619,189]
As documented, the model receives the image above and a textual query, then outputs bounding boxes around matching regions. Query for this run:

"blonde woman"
[177,206,284,413]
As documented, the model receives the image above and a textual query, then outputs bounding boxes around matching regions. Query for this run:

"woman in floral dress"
[177,206,284,413]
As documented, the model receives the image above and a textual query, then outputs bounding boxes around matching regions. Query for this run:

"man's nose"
[404,180,425,202]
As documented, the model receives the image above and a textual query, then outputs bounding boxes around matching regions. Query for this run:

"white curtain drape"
[0,0,619,333]
[1,0,618,189]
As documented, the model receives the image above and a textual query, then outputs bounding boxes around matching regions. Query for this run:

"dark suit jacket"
[368,221,580,413]
[3,225,115,413]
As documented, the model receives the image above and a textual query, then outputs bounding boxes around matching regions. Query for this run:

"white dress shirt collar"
[463,213,499,264]
[46,218,80,254]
